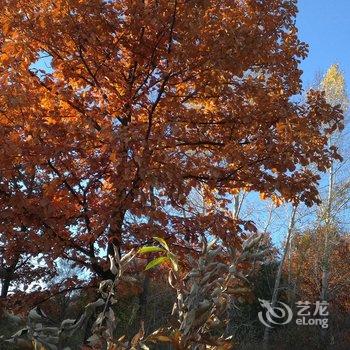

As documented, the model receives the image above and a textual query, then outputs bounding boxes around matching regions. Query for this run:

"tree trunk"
[0,257,20,299]
[320,162,334,302]
[319,162,334,344]
[263,205,297,349]
[1,276,11,298]
[139,273,150,328]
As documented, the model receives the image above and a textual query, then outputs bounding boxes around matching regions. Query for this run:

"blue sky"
[297,0,350,90]
[243,1,350,246]
[240,2,350,246]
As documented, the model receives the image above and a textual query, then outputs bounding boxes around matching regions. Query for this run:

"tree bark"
[319,162,334,345]
[139,273,150,328]
[320,162,334,303]
[263,205,297,349]
[1,275,11,298]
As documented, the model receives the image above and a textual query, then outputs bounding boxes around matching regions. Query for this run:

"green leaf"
[153,236,169,251]
[167,252,179,272]
[138,246,165,254]
[145,256,169,270]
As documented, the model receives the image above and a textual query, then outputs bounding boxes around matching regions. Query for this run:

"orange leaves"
[40,94,54,110]
[0,52,10,64]
[43,179,61,197]
[289,230,350,312]
[0,0,344,297]
[259,192,268,201]
[229,187,240,195]
[275,121,287,134]
[44,117,57,125]
[271,195,284,207]
[259,192,284,207]
[2,19,11,36]
[68,78,83,90]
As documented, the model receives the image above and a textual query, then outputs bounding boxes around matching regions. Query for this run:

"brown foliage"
[0,0,343,304]
[288,228,350,311]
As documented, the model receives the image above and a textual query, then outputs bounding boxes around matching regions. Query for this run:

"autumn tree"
[278,64,349,311]
[317,64,348,305]
[0,0,344,302]
[0,167,54,300]
[289,228,350,312]
[262,204,297,348]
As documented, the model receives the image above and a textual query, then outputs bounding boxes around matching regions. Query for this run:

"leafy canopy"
[0,0,344,289]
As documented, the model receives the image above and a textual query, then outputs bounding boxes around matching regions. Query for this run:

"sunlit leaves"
[145,256,168,271]
[0,0,344,303]
[139,237,179,272]
[138,246,165,254]
[321,64,349,110]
